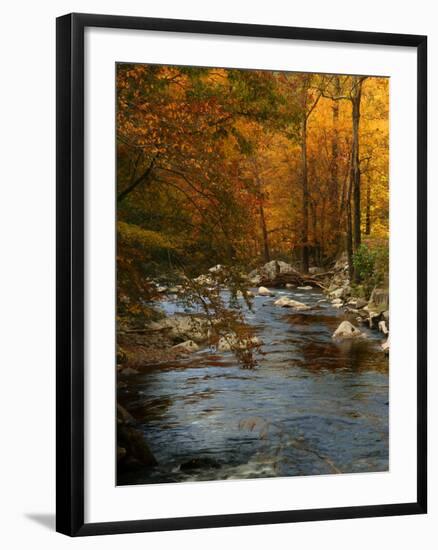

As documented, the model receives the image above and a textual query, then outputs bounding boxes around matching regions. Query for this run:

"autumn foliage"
[117,64,389,311]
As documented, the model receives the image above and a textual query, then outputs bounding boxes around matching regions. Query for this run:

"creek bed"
[118,287,388,485]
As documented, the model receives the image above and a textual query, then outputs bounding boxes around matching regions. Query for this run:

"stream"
[118,287,389,485]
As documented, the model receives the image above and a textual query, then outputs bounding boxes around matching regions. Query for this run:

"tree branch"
[117,156,157,203]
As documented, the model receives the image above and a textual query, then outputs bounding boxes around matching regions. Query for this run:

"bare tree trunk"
[301,114,309,274]
[253,161,271,264]
[331,77,341,253]
[320,196,327,264]
[331,76,340,205]
[365,176,371,235]
[351,77,364,252]
[259,203,270,263]
[346,175,354,281]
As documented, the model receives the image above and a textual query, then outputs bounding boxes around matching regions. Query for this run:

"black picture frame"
[56,12,427,537]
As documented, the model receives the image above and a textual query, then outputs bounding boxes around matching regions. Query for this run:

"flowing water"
[118,287,389,485]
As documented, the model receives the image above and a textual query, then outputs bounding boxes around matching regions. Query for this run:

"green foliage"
[352,243,389,299]
[117,221,175,253]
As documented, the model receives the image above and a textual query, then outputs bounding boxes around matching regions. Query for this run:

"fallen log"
[258,271,328,291]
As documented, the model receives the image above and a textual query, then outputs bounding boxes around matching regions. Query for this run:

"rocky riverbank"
[117,272,389,483]
[117,257,390,375]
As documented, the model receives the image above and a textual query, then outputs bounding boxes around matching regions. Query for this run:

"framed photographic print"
[56,13,427,536]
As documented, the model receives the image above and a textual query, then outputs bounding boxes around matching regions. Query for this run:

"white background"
[85,27,418,523]
[0,0,435,548]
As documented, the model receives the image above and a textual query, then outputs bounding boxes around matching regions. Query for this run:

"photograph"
[115,63,390,486]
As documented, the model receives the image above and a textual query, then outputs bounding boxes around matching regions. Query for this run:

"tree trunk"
[301,115,309,274]
[331,76,344,255]
[259,203,270,263]
[331,76,340,206]
[346,178,354,281]
[365,177,371,235]
[351,78,364,252]
[320,196,327,263]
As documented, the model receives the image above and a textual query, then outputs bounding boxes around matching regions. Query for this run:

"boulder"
[378,321,389,335]
[117,424,157,468]
[117,404,135,425]
[261,260,295,280]
[347,297,367,309]
[250,260,297,285]
[217,333,261,352]
[285,283,295,289]
[172,340,199,353]
[274,296,310,310]
[258,286,275,296]
[117,404,157,468]
[367,310,380,328]
[330,287,345,300]
[248,270,262,285]
[331,298,343,305]
[155,314,210,343]
[194,274,213,286]
[332,321,364,340]
[381,339,390,355]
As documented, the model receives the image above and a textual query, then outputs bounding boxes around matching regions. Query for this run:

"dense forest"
[116,64,390,482]
[117,64,388,320]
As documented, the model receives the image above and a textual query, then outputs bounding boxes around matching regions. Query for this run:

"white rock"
[156,315,209,342]
[347,297,367,309]
[258,286,274,296]
[368,311,380,328]
[194,274,213,285]
[330,287,344,299]
[208,264,223,273]
[261,260,295,280]
[331,298,343,305]
[172,340,199,353]
[217,333,261,352]
[378,320,389,335]
[381,338,390,354]
[274,296,310,310]
[332,321,364,340]
[285,283,295,289]
[297,285,313,290]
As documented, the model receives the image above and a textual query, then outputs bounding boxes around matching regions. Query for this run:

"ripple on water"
[118,287,388,485]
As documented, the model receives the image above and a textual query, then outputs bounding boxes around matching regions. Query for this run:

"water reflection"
[118,287,388,485]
